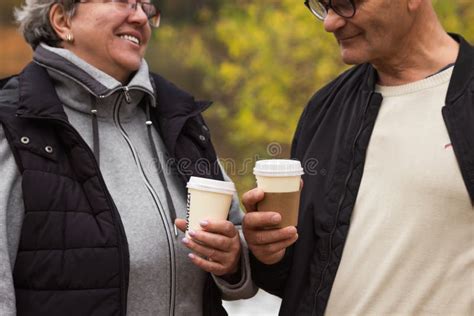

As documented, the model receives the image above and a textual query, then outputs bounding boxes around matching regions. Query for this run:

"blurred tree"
[0,0,18,24]
[0,0,33,76]
[160,0,221,25]
[149,0,474,193]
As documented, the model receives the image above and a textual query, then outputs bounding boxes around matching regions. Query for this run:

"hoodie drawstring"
[91,97,100,166]
[146,102,179,236]
[90,94,178,236]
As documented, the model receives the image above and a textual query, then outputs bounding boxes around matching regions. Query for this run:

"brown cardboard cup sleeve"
[257,190,301,228]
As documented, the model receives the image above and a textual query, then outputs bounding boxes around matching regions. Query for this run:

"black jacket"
[0,62,226,316]
[250,34,474,315]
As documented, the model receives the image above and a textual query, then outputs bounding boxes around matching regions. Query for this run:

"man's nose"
[323,9,346,33]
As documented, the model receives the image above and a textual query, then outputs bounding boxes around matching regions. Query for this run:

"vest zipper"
[114,89,177,316]
[312,91,375,316]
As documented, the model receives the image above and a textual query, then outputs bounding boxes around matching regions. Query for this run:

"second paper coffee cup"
[186,176,236,238]
[254,159,304,228]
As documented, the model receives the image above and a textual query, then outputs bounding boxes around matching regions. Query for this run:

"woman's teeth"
[120,35,140,45]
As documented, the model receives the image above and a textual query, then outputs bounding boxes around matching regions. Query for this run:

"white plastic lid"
[253,159,304,177]
[186,176,236,195]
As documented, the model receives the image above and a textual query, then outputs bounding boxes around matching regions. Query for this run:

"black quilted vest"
[0,63,226,316]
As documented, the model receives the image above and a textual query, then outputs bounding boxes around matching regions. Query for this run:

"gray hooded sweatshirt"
[0,44,256,315]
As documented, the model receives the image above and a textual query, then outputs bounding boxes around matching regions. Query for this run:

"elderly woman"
[0,0,255,315]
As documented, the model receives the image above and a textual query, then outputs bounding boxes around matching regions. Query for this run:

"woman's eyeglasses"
[76,0,161,28]
[304,0,356,21]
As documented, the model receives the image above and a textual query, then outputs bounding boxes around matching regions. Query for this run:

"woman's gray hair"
[15,0,77,49]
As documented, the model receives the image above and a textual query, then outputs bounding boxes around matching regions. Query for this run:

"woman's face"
[67,2,152,83]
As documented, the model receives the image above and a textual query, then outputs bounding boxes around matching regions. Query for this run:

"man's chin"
[340,51,367,65]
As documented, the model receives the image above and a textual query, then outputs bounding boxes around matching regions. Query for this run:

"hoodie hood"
[33,43,155,122]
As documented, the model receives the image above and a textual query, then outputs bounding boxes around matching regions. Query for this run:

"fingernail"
[188,253,195,259]
[189,230,197,237]
[271,215,281,224]
[200,220,209,227]
[182,238,189,244]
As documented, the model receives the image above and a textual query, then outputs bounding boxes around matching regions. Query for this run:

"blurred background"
[1,0,473,315]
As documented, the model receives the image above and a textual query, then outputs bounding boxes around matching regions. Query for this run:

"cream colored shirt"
[325,67,474,316]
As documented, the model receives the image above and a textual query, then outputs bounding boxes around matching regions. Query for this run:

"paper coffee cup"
[185,176,236,238]
[253,160,304,228]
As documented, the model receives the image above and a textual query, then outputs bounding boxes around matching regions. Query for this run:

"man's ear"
[49,3,73,42]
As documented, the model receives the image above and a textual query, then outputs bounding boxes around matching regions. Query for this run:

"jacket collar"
[16,62,68,121]
[150,72,212,155]
[35,44,155,99]
[365,64,378,92]
[151,73,212,119]
[33,44,156,122]
[445,33,474,104]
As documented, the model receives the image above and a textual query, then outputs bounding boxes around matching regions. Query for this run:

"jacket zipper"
[114,88,177,316]
[19,115,129,316]
[312,91,375,315]
[34,61,156,105]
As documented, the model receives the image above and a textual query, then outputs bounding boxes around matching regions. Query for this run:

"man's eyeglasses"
[75,0,161,28]
[304,0,356,21]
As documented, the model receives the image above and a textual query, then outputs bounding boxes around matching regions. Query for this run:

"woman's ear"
[49,3,73,44]
[407,0,423,12]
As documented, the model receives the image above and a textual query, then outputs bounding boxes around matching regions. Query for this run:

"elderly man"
[242,0,473,315]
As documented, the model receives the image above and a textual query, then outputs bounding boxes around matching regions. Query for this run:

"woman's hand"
[175,218,242,276]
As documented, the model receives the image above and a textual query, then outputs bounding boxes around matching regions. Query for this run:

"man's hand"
[175,218,241,276]
[242,188,299,265]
